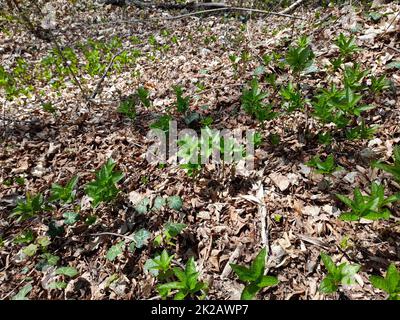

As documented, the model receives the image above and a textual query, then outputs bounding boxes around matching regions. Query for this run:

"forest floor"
[0,1,400,300]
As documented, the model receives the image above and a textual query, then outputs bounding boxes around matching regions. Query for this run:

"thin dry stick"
[280,0,304,14]
[88,232,137,243]
[90,50,123,100]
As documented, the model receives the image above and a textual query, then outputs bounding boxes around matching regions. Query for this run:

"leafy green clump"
[230,248,279,300]
[144,250,174,279]
[319,252,360,294]
[241,79,277,123]
[336,182,400,221]
[372,146,400,182]
[306,154,340,174]
[370,263,400,300]
[117,95,136,121]
[285,36,315,74]
[157,257,207,300]
[335,33,359,58]
[10,193,46,222]
[174,85,190,114]
[49,176,78,204]
[85,158,124,208]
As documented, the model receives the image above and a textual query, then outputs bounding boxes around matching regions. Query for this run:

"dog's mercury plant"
[319,252,360,294]
[370,263,400,300]
[336,182,400,221]
[230,248,279,300]
[85,158,124,208]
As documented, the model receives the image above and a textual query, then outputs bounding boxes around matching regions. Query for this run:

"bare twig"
[90,50,123,100]
[87,232,137,243]
[279,0,304,14]
[220,245,243,279]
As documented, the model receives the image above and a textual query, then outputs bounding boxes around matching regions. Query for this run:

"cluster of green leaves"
[117,95,137,121]
[306,154,340,174]
[230,248,279,300]
[373,146,400,182]
[335,33,359,58]
[280,82,304,112]
[285,36,315,74]
[49,176,78,204]
[85,158,124,208]
[106,229,151,262]
[319,252,360,294]
[157,257,207,300]
[154,222,187,247]
[174,85,190,114]
[0,59,33,100]
[336,182,400,221]
[370,263,400,300]
[10,193,47,222]
[241,79,277,123]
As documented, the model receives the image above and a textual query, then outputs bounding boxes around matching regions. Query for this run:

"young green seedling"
[230,248,279,300]
[373,146,400,182]
[335,33,359,58]
[49,176,78,204]
[319,252,360,294]
[10,193,46,222]
[241,79,277,124]
[336,182,400,221]
[306,154,340,174]
[85,158,124,208]
[370,263,400,300]
[117,95,136,121]
[174,85,190,114]
[285,36,315,74]
[157,257,207,300]
[144,250,174,280]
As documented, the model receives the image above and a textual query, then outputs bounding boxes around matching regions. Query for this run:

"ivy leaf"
[164,222,187,238]
[106,241,125,261]
[55,266,79,278]
[48,281,67,290]
[167,196,183,211]
[22,244,38,257]
[133,229,151,249]
[153,196,166,211]
[63,212,80,225]
[12,284,32,300]
[135,197,150,214]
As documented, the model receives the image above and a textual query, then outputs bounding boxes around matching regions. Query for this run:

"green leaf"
[164,222,187,238]
[133,229,151,249]
[106,241,125,261]
[319,276,338,294]
[134,197,150,214]
[12,284,32,300]
[22,244,38,257]
[241,283,260,300]
[167,195,183,211]
[250,248,266,278]
[48,281,67,290]
[55,266,78,278]
[230,264,256,282]
[386,263,400,293]
[63,212,80,225]
[257,275,279,288]
[320,252,336,274]
[153,196,166,210]
[36,236,51,248]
